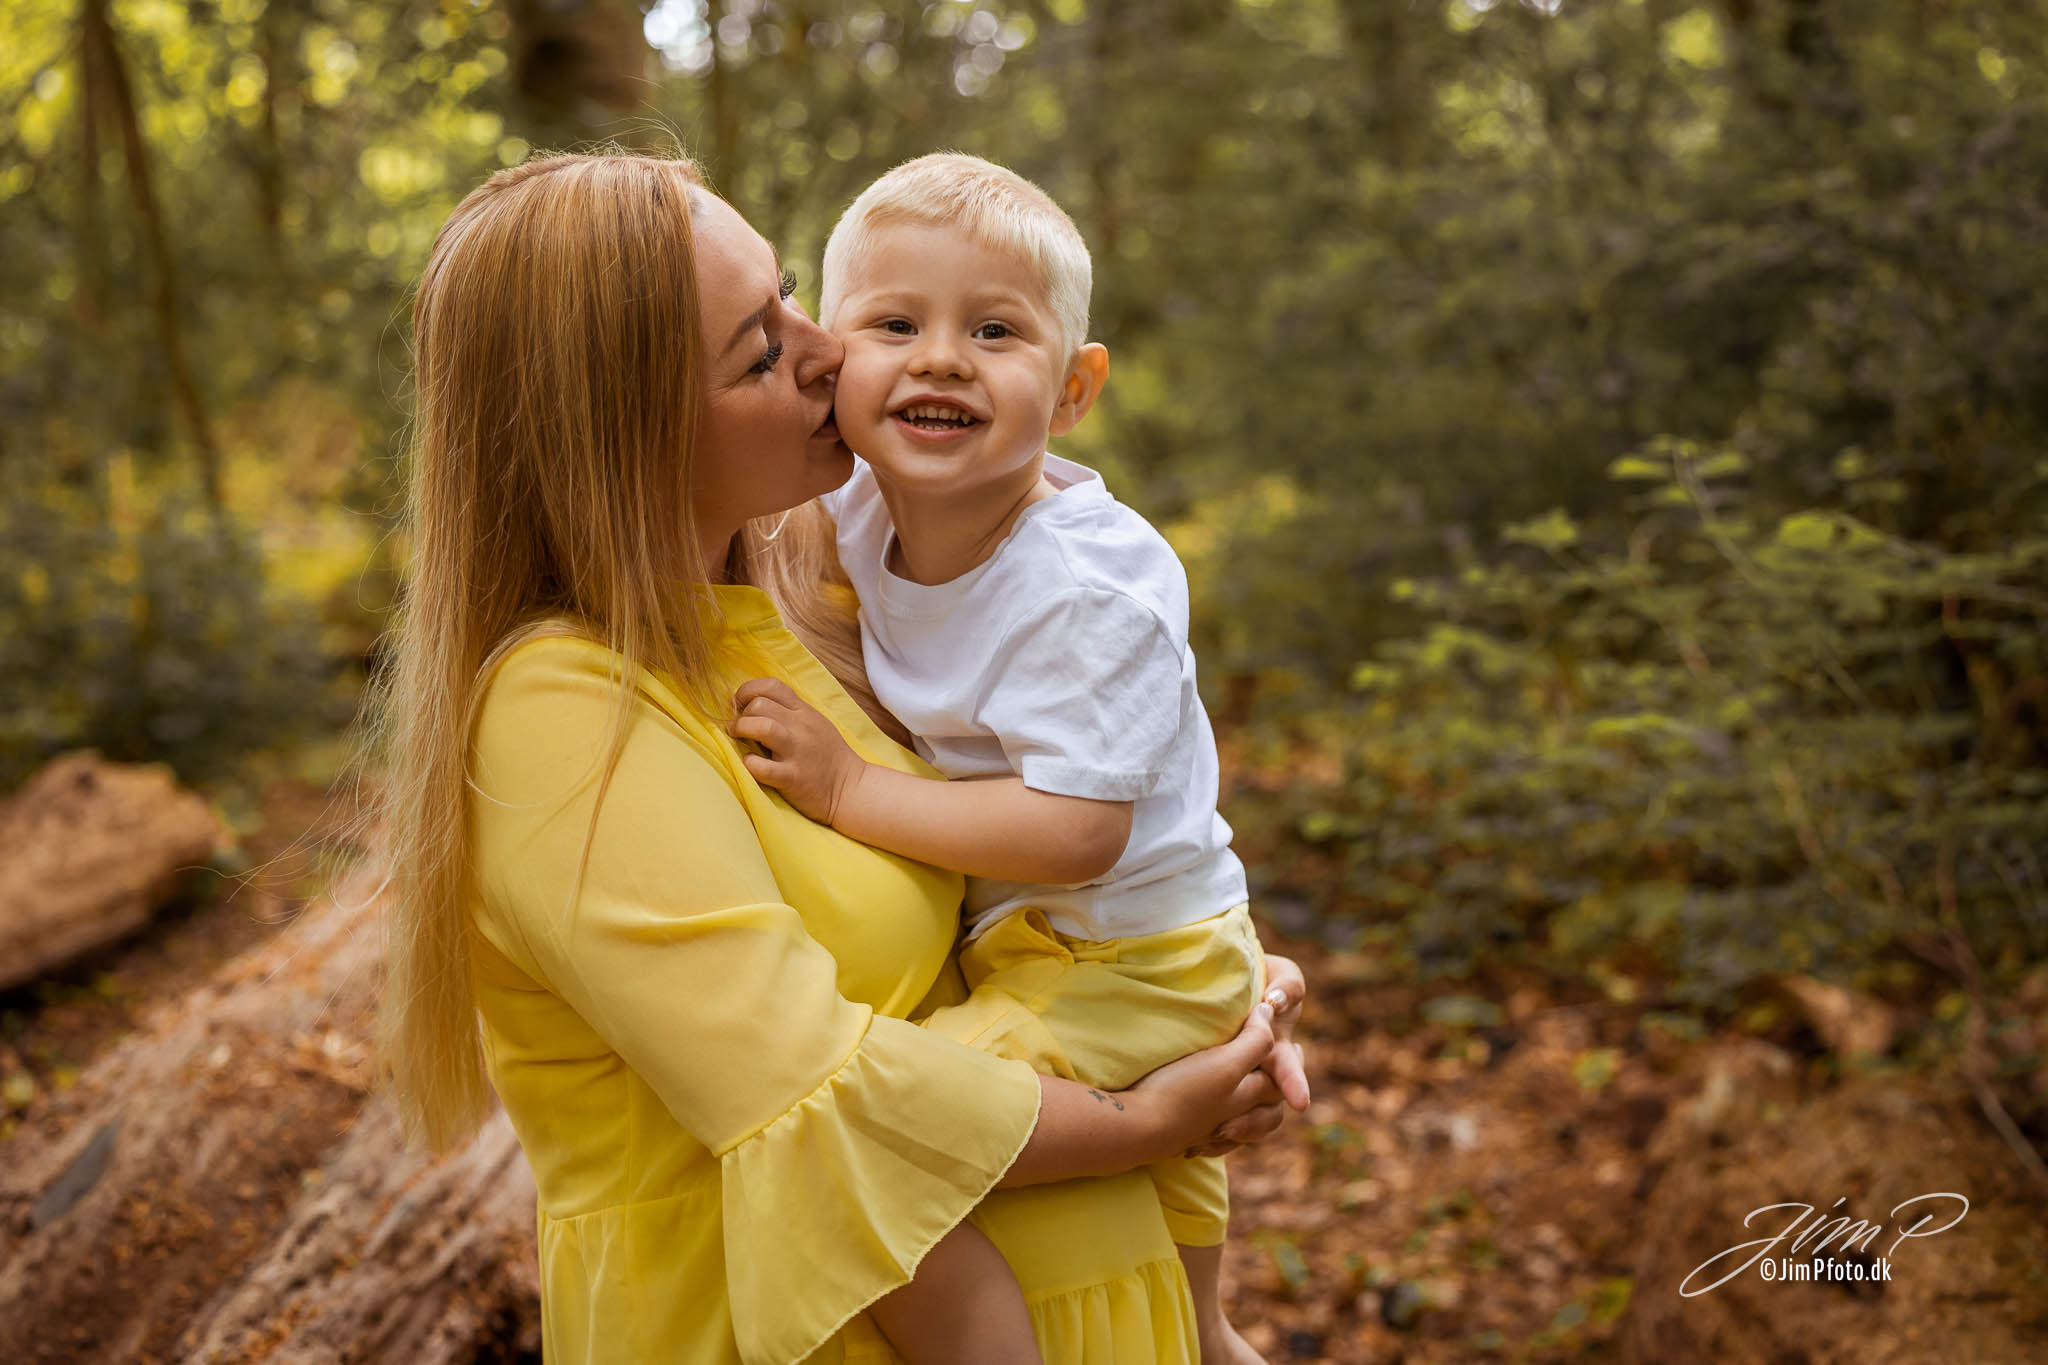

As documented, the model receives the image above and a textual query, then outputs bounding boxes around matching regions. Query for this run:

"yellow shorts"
[918,903,1264,1247]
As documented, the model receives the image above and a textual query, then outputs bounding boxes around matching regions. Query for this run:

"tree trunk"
[74,7,106,331]
[254,0,286,259]
[79,0,224,516]
[706,0,744,192]
[0,875,538,1364]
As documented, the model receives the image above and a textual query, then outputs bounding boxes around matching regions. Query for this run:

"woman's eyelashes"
[750,341,785,375]
[779,268,798,300]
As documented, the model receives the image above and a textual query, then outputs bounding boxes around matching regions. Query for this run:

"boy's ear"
[1049,343,1109,437]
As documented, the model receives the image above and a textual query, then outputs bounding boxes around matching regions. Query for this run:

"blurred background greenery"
[2,0,2044,1018]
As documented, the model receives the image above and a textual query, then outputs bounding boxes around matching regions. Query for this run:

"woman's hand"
[1124,1003,1289,1163]
[1181,953,1312,1157]
[997,961,1313,1188]
[1262,953,1311,1109]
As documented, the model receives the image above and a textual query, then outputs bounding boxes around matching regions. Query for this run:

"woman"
[371,151,1307,1364]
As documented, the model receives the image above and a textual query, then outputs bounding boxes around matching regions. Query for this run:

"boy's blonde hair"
[820,152,1093,360]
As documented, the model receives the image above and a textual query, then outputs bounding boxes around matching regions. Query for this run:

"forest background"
[2,0,2047,1358]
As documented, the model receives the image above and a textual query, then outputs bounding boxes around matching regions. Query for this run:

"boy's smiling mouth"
[890,397,984,434]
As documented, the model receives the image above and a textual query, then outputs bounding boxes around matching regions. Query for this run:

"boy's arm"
[731,677,1132,884]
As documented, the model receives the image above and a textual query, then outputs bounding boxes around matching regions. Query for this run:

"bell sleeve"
[469,641,1042,1365]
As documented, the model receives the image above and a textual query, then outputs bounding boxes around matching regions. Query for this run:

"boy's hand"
[730,677,868,825]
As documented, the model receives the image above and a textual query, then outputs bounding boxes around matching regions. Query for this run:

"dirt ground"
[4,780,2044,1364]
[1220,918,2048,1363]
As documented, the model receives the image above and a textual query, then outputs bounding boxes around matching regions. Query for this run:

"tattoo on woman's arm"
[1086,1087,1126,1111]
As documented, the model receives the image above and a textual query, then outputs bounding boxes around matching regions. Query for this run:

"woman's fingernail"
[1267,988,1287,1008]
[1255,1002,1274,1022]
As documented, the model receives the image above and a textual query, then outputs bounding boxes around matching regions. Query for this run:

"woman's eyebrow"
[722,248,784,355]
[723,299,774,356]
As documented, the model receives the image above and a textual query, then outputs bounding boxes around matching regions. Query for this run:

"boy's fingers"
[747,677,799,706]
[741,752,780,785]
[731,716,789,750]
[735,679,804,718]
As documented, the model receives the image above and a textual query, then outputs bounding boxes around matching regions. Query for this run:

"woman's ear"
[1049,343,1110,437]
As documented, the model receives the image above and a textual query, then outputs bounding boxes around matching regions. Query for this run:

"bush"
[1286,443,2048,1007]
[0,455,344,789]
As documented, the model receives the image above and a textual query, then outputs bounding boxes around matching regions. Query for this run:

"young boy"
[731,153,1298,1365]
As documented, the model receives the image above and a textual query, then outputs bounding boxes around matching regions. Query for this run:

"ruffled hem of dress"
[720,1013,1042,1365]
[831,1251,1197,1364]
[1027,1251,1197,1364]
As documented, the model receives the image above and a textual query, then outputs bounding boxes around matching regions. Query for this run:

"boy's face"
[830,221,1100,502]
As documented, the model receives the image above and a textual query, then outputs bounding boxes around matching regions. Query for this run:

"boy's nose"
[911,331,974,380]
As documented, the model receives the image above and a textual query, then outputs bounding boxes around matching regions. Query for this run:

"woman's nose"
[792,311,843,390]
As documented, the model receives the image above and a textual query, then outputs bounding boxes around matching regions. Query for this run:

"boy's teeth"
[902,404,974,425]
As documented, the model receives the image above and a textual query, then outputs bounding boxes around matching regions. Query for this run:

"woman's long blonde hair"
[370,151,876,1151]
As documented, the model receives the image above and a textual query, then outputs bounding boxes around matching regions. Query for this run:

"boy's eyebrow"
[853,283,1043,313]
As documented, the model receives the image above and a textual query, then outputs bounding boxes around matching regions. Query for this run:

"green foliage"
[1288,449,2048,1004]
[0,454,343,787]
[3,0,2046,1007]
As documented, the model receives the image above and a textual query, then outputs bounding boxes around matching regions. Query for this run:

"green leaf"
[1695,451,1749,478]
[1422,995,1505,1029]
[1502,508,1580,552]
[1776,511,1838,550]
[1571,1048,1620,1091]
[1591,1277,1634,1325]
[1607,455,1669,482]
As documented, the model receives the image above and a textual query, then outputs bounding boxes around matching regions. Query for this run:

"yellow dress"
[466,584,1198,1365]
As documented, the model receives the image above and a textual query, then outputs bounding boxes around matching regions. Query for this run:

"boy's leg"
[1152,1154,1267,1365]
[868,1219,1043,1365]
[1178,1243,1267,1365]
[916,904,1268,1363]
[920,905,1264,1090]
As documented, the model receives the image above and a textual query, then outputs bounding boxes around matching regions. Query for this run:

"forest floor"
[4,776,2045,1364]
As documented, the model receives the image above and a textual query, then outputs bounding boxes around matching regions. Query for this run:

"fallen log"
[0,752,226,993]
[0,875,537,1363]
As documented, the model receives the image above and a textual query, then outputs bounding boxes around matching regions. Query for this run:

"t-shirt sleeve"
[977,587,1186,802]
[468,641,1041,1365]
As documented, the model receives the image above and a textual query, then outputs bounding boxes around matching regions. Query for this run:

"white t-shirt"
[821,453,1249,942]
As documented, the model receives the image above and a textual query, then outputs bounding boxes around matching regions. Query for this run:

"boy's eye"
[880,319,915,335]
[750,342,785,375]
[974,322,1012,341]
